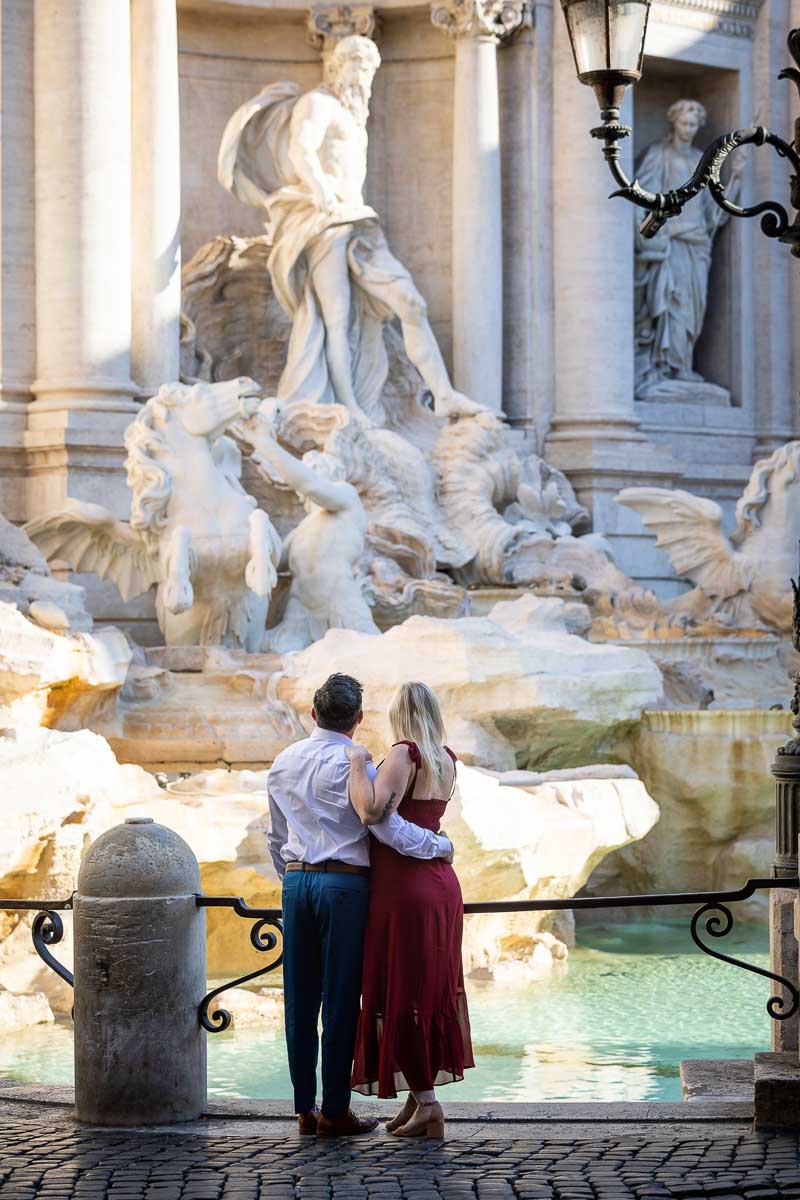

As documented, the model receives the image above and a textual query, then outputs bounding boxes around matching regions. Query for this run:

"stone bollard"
[73,818,207,1125]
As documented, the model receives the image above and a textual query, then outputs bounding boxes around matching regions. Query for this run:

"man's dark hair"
[313,673,363,733]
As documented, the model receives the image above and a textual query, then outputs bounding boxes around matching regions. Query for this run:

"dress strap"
[392,740,421,800]
[445,746,457,799]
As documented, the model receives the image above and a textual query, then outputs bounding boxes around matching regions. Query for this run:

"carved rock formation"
[278,595,664,769]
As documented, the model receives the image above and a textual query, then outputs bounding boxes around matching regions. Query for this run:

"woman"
[347,681,474,1138]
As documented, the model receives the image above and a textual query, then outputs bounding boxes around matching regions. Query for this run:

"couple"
[267,673,473,1139]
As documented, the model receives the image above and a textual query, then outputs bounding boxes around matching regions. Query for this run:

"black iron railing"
[196,877,800,1031]
[0,898,74,988]
[3,878,798,1032]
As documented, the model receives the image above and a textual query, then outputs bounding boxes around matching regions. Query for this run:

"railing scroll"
[0,897,74,988]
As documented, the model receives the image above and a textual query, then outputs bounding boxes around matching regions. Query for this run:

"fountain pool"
[0,921,770,1103]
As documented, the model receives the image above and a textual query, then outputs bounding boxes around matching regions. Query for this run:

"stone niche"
[633,55,743,409]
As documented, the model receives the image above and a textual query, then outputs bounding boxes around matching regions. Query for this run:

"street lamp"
[559,0,800,252]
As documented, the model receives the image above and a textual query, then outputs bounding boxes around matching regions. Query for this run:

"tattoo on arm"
[380,791,397,821]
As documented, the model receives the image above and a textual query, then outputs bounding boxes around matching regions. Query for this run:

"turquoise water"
[0,921,772,1103]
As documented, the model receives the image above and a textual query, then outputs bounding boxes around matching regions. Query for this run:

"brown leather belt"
[285,860,370,876]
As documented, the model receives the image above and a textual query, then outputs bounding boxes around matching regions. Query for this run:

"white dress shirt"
[267,726,452,878]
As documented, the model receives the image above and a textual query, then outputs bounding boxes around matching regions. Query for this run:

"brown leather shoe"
[298,1106,319,1135]
[317,1109,379,1137]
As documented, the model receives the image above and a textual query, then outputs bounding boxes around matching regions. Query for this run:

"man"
[218,35,482,421]
[267,672,454,1136]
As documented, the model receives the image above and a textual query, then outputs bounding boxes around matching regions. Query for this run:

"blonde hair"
[389,681,449,792]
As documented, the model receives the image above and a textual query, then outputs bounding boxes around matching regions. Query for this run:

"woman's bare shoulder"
[380,743,415,769]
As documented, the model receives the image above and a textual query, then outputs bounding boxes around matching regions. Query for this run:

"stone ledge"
[0,1080,755,1124]
[680,1057,754,1102]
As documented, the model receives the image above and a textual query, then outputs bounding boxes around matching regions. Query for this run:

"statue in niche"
[25,379,282,650]
[217,34,482,422]
[634,99,743,403]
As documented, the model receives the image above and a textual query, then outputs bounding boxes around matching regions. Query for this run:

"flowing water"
[0,921,771,1103]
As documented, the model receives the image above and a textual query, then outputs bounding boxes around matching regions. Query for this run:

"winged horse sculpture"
[618,441,800,635]
[25,378,282,649]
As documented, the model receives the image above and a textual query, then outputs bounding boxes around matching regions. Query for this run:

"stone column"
[500,2,553,448]
[792,0,800,433]
[770,743,800,1053]
[131,0,182,395]
[432,2,525,415]
[545,12,679,573]
[0,0,35,520]
[27,0,139,518]
[752,0,794,456]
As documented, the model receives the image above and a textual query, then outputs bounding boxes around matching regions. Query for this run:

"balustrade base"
[754,1051,800,1128]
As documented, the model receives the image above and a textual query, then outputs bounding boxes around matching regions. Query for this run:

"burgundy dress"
[351,741,474,1098]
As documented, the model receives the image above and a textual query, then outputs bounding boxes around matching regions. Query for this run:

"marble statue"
[217,34,481,421]
[26,379,282,650]
[634,100,743,403]
[619,441,800,634]
[244,398,471,625]
[234,404,380,651]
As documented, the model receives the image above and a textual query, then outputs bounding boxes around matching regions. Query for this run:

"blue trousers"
[281,869,370,1117]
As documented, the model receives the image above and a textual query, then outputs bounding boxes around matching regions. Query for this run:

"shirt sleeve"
[267,779,290,880]
[369,810,451,860]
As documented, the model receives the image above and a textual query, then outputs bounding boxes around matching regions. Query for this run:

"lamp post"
[558,0,800,253]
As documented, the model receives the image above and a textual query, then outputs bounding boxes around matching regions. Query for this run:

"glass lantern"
[560,0,652,113]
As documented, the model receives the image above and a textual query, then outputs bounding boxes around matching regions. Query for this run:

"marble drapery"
[634,129,738,400]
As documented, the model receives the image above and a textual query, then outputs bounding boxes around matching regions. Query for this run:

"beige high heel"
[392,1101,445,1139]
[385,1094,416,1132]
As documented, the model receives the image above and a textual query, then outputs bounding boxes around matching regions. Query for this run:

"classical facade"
[0,0,797,612]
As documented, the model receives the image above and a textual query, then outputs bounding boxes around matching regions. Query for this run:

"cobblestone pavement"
[1,1119,800,1200]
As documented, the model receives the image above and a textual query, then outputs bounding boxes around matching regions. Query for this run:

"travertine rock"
[0,725,160,1012]
[581,708,786,919]
[102,649,308,771]
[0,988,54,1031]
[279,595,664,769]
[0,603,131,730]
[208,987,283,1030]
[0,510,94,634]
[451,764,660,979]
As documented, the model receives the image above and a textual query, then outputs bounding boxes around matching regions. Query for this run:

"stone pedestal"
[770,887,799,1053]
[74,819,206,1125]
[545,14,681,567]
[769,748,800,1052]
[28,0,139,520]
[131,0,182,394]
[754,1052,800,1128]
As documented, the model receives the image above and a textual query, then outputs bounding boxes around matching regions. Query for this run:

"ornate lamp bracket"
[593,29,800,254]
